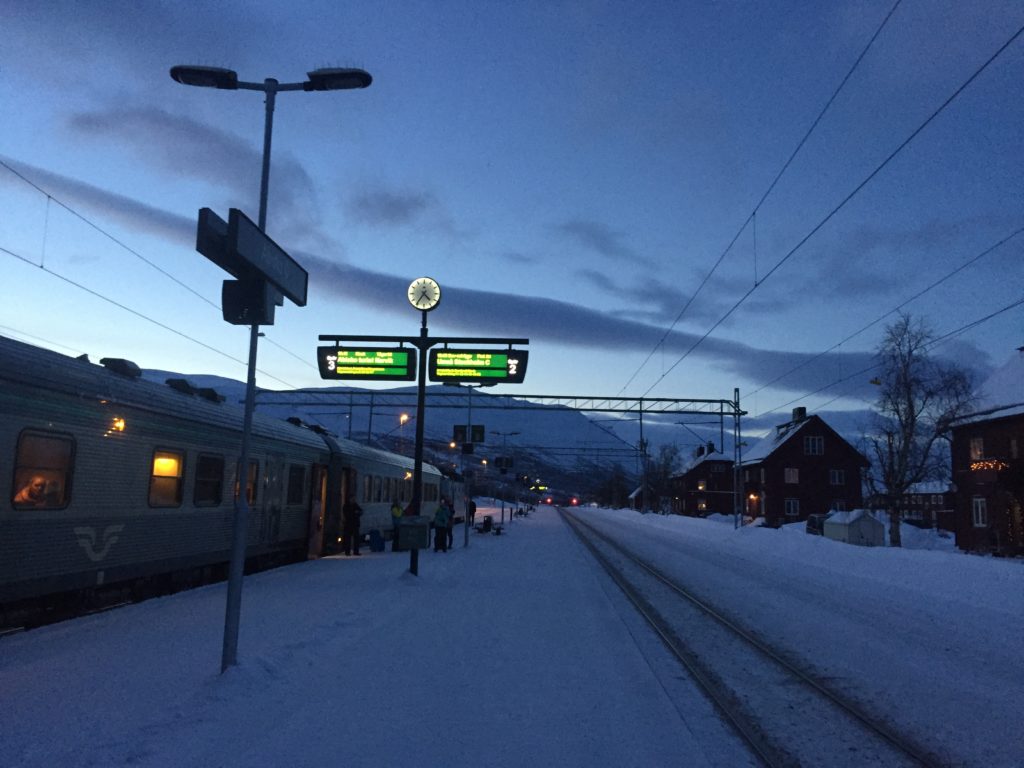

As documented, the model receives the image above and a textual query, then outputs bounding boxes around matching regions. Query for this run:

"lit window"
[697,479,707,491]
[785,467,799,484]
[969,438,984,461]
[150,450,184,507]
[12,430,74,510]
[233,460,259,505]
[972,497,988,527]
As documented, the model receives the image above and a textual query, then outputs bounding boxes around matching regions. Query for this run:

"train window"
[424,483,438,502]
[286,464,306,505]
[194,454,224,506]
[149,449,184,507]
[362,475,371,503]
[12,430,74,510]
[373,475,382,502]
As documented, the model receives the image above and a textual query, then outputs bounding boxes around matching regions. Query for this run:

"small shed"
[823,509,885,547]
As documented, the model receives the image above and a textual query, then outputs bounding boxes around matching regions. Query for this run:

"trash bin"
[397,516,430,550]
[481,515,493,533]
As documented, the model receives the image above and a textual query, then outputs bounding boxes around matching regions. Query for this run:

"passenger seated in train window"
[13,475,48,507]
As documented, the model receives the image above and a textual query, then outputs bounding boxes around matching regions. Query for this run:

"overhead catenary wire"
[617,0,904,396]
[755,295,1024,424]
[0,158,323,380]
[638,20,1024,400]
[745,225,1024,401]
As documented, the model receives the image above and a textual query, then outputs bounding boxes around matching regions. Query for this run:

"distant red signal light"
[570,497,578,505]
[545,497,552,504]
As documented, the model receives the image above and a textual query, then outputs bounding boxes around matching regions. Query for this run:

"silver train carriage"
[0,335,441,627]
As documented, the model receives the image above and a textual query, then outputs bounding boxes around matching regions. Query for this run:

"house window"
[697,479,707,491]
[931,494,943,505]
[697,498,707,511]
[829,469,845,486]
[832,500,846,511]
[972,497,988,527]
[804,436,824,455]
[12,430,74,510]
[785,498,800,516]
[760,468,765,484]
[286,464,306,505]
[710,463,725,473]
[1011,439,1018,460]
[969,438,984,461]
[194,454,224,506]
[744,469,749,482]
[150,449,184,507]
[784,467,799,484]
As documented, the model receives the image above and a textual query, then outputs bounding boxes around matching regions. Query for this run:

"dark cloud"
[67,107,321,246]
[346,184,465,240]
[4,158,960,403]
[557,219,659,270]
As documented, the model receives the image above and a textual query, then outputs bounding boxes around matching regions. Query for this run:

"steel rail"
[563,509,944,768]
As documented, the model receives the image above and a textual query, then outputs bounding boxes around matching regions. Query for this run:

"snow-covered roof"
[906,481,951,495]
[956,348,1024,425]
[741,416,813,464]
[825,509,883,526]
[677,450,731,475]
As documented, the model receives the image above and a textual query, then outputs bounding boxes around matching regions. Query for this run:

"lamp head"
[305,67,372,91]
[170,65,239,89]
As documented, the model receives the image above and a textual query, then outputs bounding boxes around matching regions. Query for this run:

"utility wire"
[0,158,219,311]
[0,244,304,390]
[639,21,1024,399]
[1,158,322,377]
[755,295,1024,423]
[617,0,903,395]
[746,225,1024,400]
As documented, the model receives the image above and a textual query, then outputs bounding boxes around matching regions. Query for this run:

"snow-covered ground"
[2,504,1021,767]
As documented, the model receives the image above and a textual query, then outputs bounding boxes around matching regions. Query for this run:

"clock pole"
[409,308,429,575]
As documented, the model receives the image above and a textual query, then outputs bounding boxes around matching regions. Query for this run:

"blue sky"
[1,0,1022,440]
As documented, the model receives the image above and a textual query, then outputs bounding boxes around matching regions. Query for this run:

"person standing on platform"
[446,497,456,550]
[390,499,404,552]
[433,500,450,552]
[467,498,477,526]
[342,495,363,556]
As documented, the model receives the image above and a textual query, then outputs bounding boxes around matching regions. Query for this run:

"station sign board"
[429,349,528,383]
[317,346,417,381]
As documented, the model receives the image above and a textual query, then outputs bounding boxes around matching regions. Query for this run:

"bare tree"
[864,314,974,546]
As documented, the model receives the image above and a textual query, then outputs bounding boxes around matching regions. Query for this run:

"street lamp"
[171,62,371,673]
[493,430,521,525]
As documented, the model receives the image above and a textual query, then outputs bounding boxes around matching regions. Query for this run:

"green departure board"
[428,349,528,383]
[317,346,417,381]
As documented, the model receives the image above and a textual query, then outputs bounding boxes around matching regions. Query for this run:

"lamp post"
[493,430,520,525]
[444,381,493,547]
[171,63,371,673]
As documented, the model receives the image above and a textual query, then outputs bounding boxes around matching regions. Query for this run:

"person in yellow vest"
[390,499,404,552]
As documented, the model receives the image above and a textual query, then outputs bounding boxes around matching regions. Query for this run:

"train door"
[307,463,327,559]
[264,454,285,545]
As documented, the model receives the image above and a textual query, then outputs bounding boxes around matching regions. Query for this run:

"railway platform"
[1,504,741,768]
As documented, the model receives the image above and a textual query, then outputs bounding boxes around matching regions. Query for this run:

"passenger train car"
[0,335,445,629]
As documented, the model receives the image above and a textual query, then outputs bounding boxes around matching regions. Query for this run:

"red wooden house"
[950,349,1024,555]
[741,408,868,528]
[669,444,735,516]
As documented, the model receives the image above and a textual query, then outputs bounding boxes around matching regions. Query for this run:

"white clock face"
[408,277,441,311]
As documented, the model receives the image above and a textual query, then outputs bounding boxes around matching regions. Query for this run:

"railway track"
[561,509,946,768]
